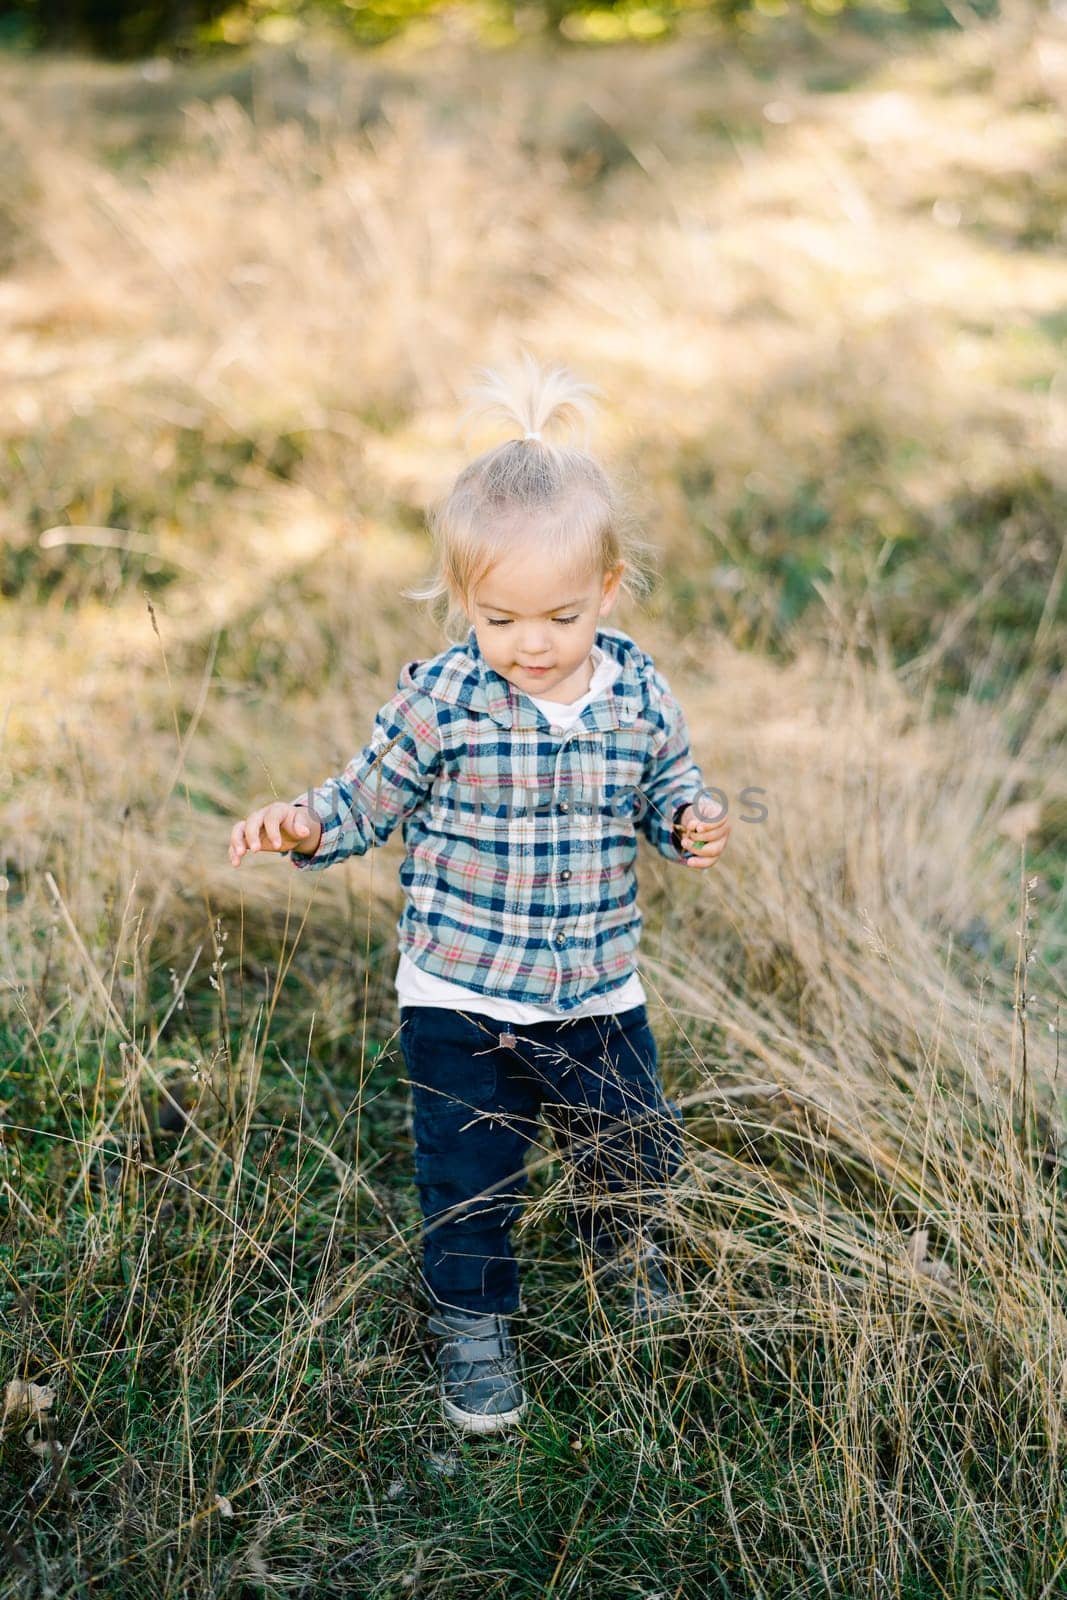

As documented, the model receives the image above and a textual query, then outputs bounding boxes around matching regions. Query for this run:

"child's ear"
[600,563,625,611]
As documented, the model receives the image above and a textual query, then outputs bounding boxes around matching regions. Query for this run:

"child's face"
[464,548,623,702]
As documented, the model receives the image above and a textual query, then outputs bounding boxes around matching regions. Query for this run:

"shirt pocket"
[425,773,504,830]
[601,751,647,827]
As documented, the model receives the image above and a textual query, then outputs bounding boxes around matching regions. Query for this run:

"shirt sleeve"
[637,665,706,863]
[285,681,441,872]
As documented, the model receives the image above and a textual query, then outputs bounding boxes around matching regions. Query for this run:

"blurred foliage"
[0,0,997,57]
[0,0,226,54]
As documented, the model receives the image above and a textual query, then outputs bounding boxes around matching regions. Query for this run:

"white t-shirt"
[395,643,648,1022]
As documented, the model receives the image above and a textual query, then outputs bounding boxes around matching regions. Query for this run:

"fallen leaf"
[27,1432,65,1460]
[2,1380,56,1434]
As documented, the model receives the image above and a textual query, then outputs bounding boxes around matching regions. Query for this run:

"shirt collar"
[430,625,645,731]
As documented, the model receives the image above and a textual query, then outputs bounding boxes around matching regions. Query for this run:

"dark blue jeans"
[399,1002,685,1316]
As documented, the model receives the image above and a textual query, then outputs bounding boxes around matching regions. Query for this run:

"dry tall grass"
[1,8,1065,1596]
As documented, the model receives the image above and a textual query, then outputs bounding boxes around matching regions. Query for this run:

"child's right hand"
[229,802,316,867]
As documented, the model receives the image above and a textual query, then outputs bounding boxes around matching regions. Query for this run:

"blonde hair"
[403,352,655,644]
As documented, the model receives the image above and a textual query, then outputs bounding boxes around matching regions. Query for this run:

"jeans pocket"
[402,1007,500,1144]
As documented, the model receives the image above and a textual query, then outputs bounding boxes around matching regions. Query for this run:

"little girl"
[229,356,730,1435]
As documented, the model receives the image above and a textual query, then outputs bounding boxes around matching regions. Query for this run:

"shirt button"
[559,869,572,881]
[558,800,569,813]
[549,724,562,736]
[555,932,567,947]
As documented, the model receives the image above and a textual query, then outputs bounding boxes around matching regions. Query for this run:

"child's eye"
[487,616,580,627]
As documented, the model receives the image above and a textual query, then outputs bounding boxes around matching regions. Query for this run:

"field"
[1,5,1065,1595]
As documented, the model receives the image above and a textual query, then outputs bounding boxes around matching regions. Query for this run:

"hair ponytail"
[459,352,599,453]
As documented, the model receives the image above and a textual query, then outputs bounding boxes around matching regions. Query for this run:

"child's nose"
[519,628,551,655]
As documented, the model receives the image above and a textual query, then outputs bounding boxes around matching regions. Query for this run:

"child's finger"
[686,847,722,868]
[685,828,727,851]
[684,835,726,857]
[289,809,310,837]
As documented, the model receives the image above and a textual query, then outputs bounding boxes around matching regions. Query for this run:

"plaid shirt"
[288,625,706,1012]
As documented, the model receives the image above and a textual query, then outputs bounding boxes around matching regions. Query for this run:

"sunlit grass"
[1,8,1065,1596]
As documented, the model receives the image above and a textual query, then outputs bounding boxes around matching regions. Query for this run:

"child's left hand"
[675,803,732,870]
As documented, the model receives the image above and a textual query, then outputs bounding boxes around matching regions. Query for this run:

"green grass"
[5,901,1066,1594]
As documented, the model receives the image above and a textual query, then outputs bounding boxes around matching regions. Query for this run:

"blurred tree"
[0,0,997,55]
[0,0,228,52]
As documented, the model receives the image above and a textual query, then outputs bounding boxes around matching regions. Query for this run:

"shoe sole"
[442,1395,527,1435]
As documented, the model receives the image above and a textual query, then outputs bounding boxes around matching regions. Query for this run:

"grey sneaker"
[596,1234,685,1325]
[427,1309,527,1435]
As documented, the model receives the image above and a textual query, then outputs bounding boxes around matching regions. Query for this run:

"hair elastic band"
[524,430,542,441]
